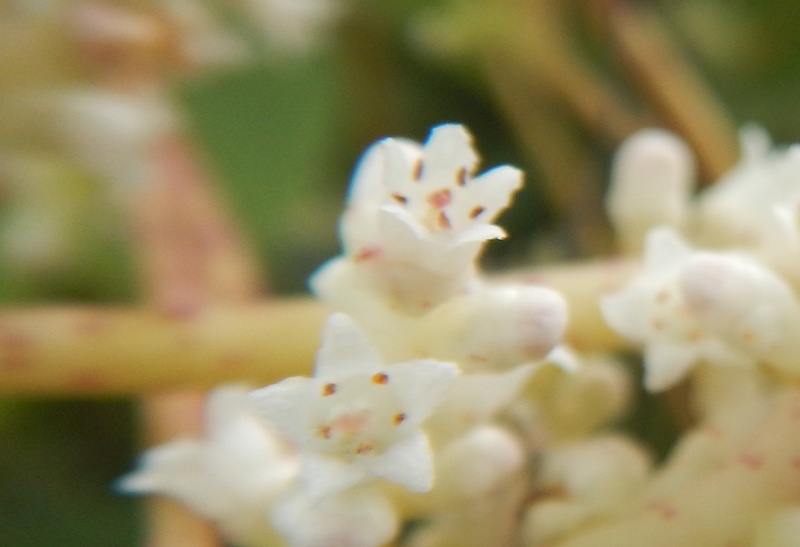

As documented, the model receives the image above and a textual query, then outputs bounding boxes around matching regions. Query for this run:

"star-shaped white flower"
[319,123,522,311]
[600,228,754,391]
[118,385,298,547]
[248,313,459,500]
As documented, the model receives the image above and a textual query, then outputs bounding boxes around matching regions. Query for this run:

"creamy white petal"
[248,376,314,443]
[599,285,651,342]
[387,359,459,425]
[642,227,692,273]
[364,431,433,492]
[420,124,479,179]
[643,341,699,391]
[315,313,382,380]
[300,452,371,500]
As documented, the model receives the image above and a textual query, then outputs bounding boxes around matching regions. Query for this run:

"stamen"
[371,372,389,384]
[393,412,406,425]
[321,383,336,396]
[456,166,467,186]
[391,193,408,205]
[437,211,451,229]
[317,425,331,439]
[412,159,423,181]
[469,206,485,219]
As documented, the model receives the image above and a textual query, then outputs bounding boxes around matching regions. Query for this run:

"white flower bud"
[416,284,567,371]
[600,228,754,391]
[434,426,525,501]
[606,129,695,252]
[679,252,800,373]
[539,435,651,513]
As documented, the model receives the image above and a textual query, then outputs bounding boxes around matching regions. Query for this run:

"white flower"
[694,125,800,249]
[118,385,298,547]
[605,128,695,252]
[600,228,754,391]
[316,123,522,311]
[248,313,459,500]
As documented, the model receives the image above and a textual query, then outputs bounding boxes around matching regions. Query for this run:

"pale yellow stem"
[0,299,327,395]
[132,136,262,547]
[0,259,636,396]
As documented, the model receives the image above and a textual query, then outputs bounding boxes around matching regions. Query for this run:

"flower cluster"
[121,124,588,547]
[124,122,800,547]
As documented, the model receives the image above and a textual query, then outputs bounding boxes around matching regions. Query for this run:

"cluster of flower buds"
[121,119,800,547]
[591,127,800,547]
[121,124,640,547]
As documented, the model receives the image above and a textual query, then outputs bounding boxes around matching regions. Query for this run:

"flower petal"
[248,376,314,443]
[599,285,651,342]
[300,452,371,500]
[421,124,479,180]
[642,227,692,273]
[365,431,433,492]
[386,359,460,425]
[314,313,383,380]
[643,341,698,391]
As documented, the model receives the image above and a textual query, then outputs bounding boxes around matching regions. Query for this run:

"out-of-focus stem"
[133,136,262,547]
[141,391,219,547]
[0,299,326,395]
[0,259,636,396]
[604,2,739,181]
[485,55,615,256]
[499,0,646,144]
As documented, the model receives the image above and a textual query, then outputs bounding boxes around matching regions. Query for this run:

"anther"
[371,372,389,384]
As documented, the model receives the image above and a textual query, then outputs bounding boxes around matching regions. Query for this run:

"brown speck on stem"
[738,452,763,470]
[648,501,678,520]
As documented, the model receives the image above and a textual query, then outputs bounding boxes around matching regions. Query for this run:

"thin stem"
[0,259,636,396]
[603,2,739,181]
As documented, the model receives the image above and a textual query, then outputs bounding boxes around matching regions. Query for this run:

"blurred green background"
[2,0,800,544]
